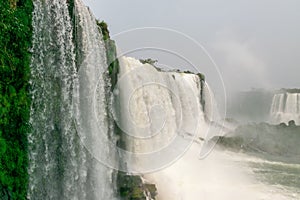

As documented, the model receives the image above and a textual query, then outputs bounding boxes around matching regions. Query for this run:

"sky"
[82,0,300,95]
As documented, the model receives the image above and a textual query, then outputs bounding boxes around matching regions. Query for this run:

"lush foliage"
[0,0,33,199]
[139,58,158,66]
[118,172,157,200]
[96,20,119,89]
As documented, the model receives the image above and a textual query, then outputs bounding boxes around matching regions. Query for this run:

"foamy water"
[146,143,298,200]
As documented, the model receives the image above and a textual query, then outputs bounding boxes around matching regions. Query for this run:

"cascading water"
[202,83,220,123]
[114,56,209,173]
[114,57,300,200]
[270,93,300,125]
[28,0,116,199]
[15,0,300,198]
[73,0,116,198]
[28,1,80,198]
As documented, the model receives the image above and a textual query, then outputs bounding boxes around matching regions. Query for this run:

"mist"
[83,0,300,95]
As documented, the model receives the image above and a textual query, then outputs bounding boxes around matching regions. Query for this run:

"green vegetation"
[277,88,300,94]
[140,58,167,72]
[118,172,157,200]
[67,0,75,20]
[0,0,33,199]
[96,20,120,89]
[197,73,205,81]
[96,20,157,200]
[139,58,158,66]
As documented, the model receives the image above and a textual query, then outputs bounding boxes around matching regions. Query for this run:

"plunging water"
[270,93,300,125]
[28,0,115,199]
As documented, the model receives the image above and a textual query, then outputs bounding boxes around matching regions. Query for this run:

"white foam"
[146,144,297,200]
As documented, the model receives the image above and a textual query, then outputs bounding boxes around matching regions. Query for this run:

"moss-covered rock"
[117,172,157,200]
[139,58,158,66]
[145,183,157,198]
[197,73,205,82]
[96,20,120,89]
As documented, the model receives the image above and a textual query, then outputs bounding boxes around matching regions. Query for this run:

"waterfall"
[270,93,300,125]
[28,0,116,199]
[73,0,116,198]
[114,56,209,173]
[202,83,221,123]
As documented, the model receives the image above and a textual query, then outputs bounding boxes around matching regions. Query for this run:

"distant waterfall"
[270,93,300,125]
[28,0,116,199]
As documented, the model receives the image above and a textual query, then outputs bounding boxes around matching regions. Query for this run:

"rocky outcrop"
[216,122,300,163]
[118,172,157,200]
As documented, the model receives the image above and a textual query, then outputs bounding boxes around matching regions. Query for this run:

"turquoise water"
[249,160,300,197]
[216,123,300,199]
